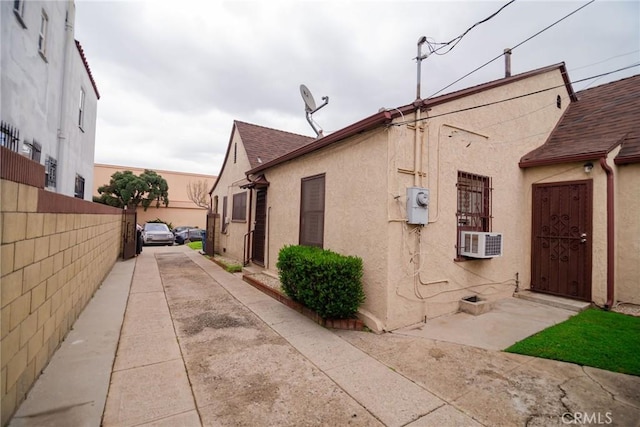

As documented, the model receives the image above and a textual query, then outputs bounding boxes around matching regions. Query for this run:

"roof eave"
[614,155,640,165]
[247,110,394,175]
[75,40,100,100]
[519,152,608,168]
[209,122,239,195]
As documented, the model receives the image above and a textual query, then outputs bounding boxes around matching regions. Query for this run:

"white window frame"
[78,88,86,129]
[38,9,48,59]
[13,0,26,28]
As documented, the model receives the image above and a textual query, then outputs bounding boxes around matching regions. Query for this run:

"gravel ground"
[245,272,283,293]
[611,302,640,317]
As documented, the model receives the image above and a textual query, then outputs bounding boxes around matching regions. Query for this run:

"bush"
[276,245,365,319]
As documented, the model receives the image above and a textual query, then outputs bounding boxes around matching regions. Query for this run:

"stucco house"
[210,64,639,332]
[1,0,99,201]
[519,74,640,309]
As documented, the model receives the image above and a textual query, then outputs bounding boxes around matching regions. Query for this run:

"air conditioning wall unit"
[460,231,503,258]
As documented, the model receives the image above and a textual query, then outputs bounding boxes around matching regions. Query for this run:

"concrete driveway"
[9,246,640,427]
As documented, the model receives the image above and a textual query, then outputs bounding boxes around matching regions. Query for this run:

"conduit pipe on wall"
[414,107,421,187]
[599,157,615,309]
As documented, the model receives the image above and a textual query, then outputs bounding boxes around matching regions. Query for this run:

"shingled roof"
[234,121,314,169]
[520,74,640,167]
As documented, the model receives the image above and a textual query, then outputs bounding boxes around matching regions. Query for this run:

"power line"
[426,0,516,56]
[427,0,596,99]
[391,63,639,127]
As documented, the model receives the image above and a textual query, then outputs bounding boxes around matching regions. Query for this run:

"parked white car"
[142,223,174,246]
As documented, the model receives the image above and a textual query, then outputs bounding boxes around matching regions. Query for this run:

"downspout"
[56,2,75,193]
[599,157,615,309]
[414,108,421,186]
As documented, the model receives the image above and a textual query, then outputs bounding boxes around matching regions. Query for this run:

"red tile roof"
[75,40,100,99]
[520,74,640,167]
[234,121,314,169]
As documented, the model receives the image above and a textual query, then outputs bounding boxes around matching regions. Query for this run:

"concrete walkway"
[8,246,640,426]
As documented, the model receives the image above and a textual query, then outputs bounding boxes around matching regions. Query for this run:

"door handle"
[580,233,587,243]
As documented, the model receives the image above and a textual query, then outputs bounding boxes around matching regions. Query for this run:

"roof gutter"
[599,156,615,309]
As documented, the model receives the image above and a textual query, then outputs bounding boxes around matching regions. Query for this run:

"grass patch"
[187,241,202,250]
[505,308,640,376]
[225,264,243,273]
[212,256,243,273]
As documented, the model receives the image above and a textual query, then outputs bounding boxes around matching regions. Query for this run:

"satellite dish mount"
[300,84,329,137]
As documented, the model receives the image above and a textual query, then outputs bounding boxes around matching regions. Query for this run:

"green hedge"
[276,245,365,319]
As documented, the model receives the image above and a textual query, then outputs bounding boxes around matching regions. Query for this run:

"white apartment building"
[1,0,99,200]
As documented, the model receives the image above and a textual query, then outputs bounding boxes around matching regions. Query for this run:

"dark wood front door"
[531,180,592,301]
[252,189,267,266]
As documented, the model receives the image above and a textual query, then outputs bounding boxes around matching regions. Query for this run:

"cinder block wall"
[0,148,123,425]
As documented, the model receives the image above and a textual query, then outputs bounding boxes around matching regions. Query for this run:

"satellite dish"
[299,84,329,137]
[300,84,316,112]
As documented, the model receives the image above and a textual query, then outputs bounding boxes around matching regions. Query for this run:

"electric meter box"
[407,187,429,225]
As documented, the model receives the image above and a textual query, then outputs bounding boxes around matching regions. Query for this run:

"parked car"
[173,227,203,245]
[142,223,174,246]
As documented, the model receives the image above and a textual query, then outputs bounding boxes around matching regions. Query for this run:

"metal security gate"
[122,210,137,260]
[531,180,592,301]
[205,212,217,257]
[252,189,267,266]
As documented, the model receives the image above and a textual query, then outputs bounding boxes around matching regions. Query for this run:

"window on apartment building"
[38,10,48,59]
[299,174,325,248]
[0,121,21,152]
[456,171,492,255]
[45,156,57,188]
[13,0,26,28]
[232,192,247,221]
[74,174,85,199]
[221,196,228,233]
[23,140,42,162]
[78,88,86,129]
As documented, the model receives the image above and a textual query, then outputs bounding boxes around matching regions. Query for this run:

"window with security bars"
[74,174,85,199]
[457,171,492,231]
[456,171,492,255]
[45,156,57,188]
[299,174,325,248]
[232,192,247,221]
[1,121,20,152]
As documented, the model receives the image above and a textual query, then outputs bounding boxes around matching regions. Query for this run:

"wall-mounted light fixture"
[584,162,594,173]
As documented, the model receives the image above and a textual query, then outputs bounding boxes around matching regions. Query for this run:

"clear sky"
[74,0,640,176]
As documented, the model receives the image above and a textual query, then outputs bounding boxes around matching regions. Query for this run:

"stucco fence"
[1,147,123,425]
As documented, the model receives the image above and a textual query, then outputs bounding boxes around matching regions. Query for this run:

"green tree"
[95,170,169,210]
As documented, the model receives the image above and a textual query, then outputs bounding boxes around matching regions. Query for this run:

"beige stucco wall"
[209,131,254,260]
[615,162,640,304]
[0,179,121,425]
[93,164,215,228]
[382,69,572,330]
[260,128,392,327]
